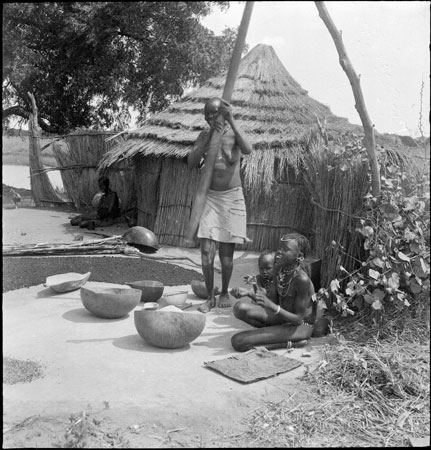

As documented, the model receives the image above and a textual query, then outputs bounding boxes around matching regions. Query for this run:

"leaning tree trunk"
[315,1,381,196]
[28,92,63,206]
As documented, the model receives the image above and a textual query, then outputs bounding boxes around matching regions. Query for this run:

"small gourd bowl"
[126,280,164,303]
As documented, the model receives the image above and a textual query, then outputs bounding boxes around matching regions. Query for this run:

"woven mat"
[204,348,303,384]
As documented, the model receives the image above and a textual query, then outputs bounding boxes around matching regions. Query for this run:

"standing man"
[188,98,253,313]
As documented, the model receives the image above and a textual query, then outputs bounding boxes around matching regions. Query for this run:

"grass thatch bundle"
[100,44,361,173]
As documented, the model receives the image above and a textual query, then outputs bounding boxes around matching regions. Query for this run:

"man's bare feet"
[198,298,215,313]
[218,292,232,308]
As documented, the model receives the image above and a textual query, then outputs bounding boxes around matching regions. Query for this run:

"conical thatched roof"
[100,44,361,170]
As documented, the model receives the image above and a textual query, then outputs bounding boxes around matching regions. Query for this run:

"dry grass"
[234,314,430,448]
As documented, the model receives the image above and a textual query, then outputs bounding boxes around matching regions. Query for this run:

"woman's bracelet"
[275,305,281,315]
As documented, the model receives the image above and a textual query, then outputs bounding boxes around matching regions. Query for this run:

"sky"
[201,1,430,137]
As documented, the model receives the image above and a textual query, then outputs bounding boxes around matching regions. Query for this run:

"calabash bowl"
[134,309,206,349]
[80,283,141,319]
[44,272,91,293]
[164,291,188,307]
[190,280,219,299]
[126,280,164,302]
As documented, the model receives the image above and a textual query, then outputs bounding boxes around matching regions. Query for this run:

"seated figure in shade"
[231,233,328,352]
[70,175,120,230]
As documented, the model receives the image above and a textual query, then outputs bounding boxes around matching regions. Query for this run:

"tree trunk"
[28,92,63,206]
[315,1,381,196]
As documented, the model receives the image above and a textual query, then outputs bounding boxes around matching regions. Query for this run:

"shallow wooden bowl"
[126,280,164,302]
[134,309,206,349]
[80,283,141,319]
[44,272,91,293]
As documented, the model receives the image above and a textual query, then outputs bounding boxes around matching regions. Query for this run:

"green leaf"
[409,241,421,254]
[379,202,400,220]
[387,273,400,290]
[397,251,410,262]
[368,268,380,280]
[371,257,385,268]
[364,293,374,304]
[330,279,340,293]
[410,278,422,294]
[403,196,418,211]
[420,258,430,275]
[372,299,383,310]
[372,289,385,301]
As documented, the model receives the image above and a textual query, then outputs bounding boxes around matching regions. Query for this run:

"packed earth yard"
[2,201,430,448]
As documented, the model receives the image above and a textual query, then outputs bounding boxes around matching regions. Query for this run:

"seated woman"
[231,233,319,352]
[70,175,120,229]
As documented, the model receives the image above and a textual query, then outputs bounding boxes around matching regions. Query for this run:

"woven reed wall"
[134,152,315,253]
[153,158,200,246]
[135,156,162,230]
[240,169,315,252]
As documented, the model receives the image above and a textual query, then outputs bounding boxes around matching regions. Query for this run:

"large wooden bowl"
[44,272,91,293]
[80,283,141,319]
[134,309,206,349]
[126,280,164,302]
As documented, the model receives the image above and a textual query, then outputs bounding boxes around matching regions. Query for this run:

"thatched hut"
[100,44,367,251]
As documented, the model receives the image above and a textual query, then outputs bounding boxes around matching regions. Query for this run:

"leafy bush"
[318,153,430,327]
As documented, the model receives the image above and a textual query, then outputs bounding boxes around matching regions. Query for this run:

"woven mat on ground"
[204,348,303,384]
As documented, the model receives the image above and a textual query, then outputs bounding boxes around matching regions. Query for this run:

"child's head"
[258,250,275,281]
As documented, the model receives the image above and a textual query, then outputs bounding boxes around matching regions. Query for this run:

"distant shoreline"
[3,154,57,166]
[2,134,57,166]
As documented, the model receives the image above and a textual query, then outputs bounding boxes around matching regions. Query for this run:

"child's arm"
[230,286,255,299]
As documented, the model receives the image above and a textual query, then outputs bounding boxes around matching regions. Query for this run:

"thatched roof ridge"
[100,44,361,168]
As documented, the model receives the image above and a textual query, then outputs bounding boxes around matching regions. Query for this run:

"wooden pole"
[184,1,254,244]
[315,1,380,196]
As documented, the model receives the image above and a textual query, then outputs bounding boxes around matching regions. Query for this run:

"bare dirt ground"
[3,204,333,448]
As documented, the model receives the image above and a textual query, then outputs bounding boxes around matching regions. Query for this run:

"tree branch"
[2,105,58,134]
[315,1,380,196]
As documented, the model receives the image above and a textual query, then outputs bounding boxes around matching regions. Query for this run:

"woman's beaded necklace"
[276,265,299,297]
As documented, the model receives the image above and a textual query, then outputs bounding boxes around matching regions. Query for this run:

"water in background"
[2,164,64,191]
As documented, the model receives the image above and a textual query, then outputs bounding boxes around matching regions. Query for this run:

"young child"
[230,250,276,302]
[231,233,317,351]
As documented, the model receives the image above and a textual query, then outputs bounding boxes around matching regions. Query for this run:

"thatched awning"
[100,44,362,169]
